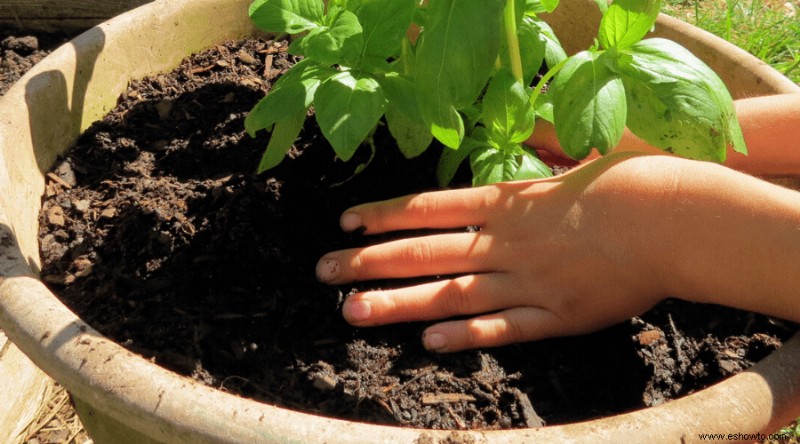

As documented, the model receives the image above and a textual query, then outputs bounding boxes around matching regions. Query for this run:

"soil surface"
[0,30,76,96]
[37,38,797,430]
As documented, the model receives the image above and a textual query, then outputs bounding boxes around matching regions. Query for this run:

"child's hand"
[317,153,676,352]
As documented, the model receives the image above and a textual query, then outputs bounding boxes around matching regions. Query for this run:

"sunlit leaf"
[620,38,746,161]
[551,50,626,159]
[257,110,306,173]
[249,0,324,33]
[315,71,386,161]
[415,0,505,148]
[245,60,335,136]
[483,69,535,145]
[598,0,661,50]
[357,0,416,59]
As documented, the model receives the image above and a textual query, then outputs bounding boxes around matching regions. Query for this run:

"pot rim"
[1,0,799,443]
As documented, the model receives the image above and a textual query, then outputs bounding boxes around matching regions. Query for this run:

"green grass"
[662,0,800,83]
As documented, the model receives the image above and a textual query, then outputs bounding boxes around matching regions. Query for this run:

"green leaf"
[525,16,567,70]
[515,148,553,180]
[483,69,535,145]
[525,0,560,15]
[412,5,429,29]
[514,0,527,27]
[257,110,306,173]
[551,50,627,159]
[246,88,305,137]
[509,16,546,85]
[533,91,554,123]
[315,71,387,161]
[533,20,567,68]
[470,146,552,186]
[594,0,608,14]
[300,8,364,66]
[378,72,420,121]
[385,105,433,159]
[620,38,746,162]
[357,0,416,59]
[540,0,560,13]
[398,38,416,76]
[328,0,363,11]
[245,59,335,136]
[249,0,324,34]
[379,74,432,157]
[460,105,482,134]
[437,130,491,187]
[430,110,465,149]
[415,0,505,148]
[598,0,661,50]
[359,56,392,74]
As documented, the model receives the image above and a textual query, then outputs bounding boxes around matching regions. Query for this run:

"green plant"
[780,420,800,437]
[245,0,747,186]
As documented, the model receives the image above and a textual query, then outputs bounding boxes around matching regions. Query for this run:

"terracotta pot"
[1,0,798,442]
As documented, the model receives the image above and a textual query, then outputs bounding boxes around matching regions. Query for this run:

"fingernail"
[344,299,371,323]
[340,212,362,232]
[316,258,339,282]
[423,331,447,352]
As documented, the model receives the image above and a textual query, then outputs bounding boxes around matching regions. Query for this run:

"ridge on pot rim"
[0,0,799,443]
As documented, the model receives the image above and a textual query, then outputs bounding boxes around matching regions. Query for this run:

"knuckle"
[348,252,365,277]
[481,187,500,211]
[365,204,388,232]
[407,194,437,225]
[502,315,528,344]
[468,319,495,345]
[402,240,434,265]
[464,321,483,348]
[442,280,472,316]
[550,294,578,318]
[465,314,527,348]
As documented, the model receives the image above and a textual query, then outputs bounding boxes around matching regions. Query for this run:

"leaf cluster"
[246,0,421,174]
[552,0,747,162]
[245,0,747,187]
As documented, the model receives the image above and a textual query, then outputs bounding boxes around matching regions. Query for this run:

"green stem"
[529,57,568,104]
[503,0,524,84]
[401,38,412,76]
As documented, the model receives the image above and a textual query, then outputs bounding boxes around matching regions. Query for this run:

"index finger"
[341,186,503,234]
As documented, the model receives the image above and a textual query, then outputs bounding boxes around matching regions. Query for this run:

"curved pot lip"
[653,13,799,97]
[1,0,799,443]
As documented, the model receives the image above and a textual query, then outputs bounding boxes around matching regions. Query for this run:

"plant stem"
[529,57,568,104]
[503,0,524,84]
[401,38,412,76]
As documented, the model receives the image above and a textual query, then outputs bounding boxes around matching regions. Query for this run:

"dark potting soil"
[0,30,77,96]
[37,38,797,430]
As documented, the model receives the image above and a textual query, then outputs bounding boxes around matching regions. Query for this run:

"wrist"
[573,154,688,304]
[647,160,800,322]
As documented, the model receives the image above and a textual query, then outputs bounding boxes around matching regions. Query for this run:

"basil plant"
[245,0,746,186]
